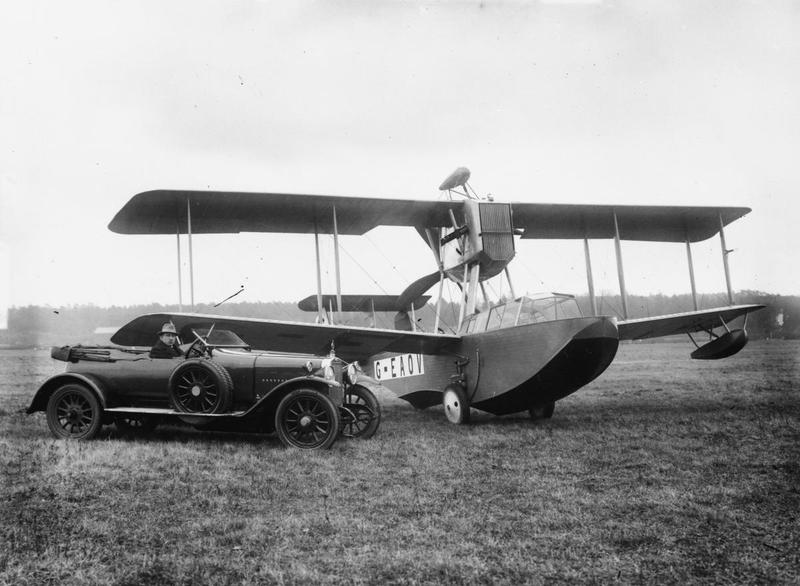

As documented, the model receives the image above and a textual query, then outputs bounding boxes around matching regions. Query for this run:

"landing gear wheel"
[168,359,233,414]
[115,415,159,434]
[341,385,381,439]
[275,389,340,450]
[529,401,555,420]
[46,384,102,440]
[443,384,470,424]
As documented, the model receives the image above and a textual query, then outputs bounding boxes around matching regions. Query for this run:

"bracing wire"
[364,233,409,283]
[514,251,546,294]
[333,238,391,295]
[335,238,457,333]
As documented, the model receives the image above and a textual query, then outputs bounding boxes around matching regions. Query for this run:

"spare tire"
[168,358,233,414]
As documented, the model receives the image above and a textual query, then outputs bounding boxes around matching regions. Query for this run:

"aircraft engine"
[440,200,516,283]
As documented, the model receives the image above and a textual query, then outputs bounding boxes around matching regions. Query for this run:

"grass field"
[1,341,798,585]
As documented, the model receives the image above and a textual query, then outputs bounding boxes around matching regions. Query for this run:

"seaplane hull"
[369,316,619,416]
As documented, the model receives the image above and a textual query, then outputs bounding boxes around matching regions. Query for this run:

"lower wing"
[617,304,765,340]
[110,312,459,361]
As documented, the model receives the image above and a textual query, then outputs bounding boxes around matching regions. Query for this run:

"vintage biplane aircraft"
[108,167,764,424]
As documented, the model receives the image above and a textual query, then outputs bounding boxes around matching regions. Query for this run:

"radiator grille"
[479,203,515,261]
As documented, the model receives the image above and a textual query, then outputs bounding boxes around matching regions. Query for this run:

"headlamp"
[346,361,362,384]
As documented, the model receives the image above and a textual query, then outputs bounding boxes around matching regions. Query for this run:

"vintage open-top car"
[27,320,382,449]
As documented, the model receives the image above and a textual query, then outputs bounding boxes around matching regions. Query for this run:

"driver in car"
[149,323,183,358]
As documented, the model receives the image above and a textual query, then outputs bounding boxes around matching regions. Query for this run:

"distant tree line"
[1,290,795,348]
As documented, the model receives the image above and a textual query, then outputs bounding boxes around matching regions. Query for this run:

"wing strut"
[175,222,183,312]
[613,209,629,319]
[311,206,345,324]
[433,271,444,333]
[314,217,325,323]
[583,223,597,317]
[187,196,195,308]
[685,237,699,311]
[332,204,343,324]
[719,212,734,305]
[466,263,480,316]
[504,266,516,299]
[173,196,194,310]
[424,227,447,333]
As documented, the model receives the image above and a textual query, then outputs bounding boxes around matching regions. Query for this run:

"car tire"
[275,389,340,450]
[168,358,233,414]
[442,384,471,424]
[341,384,381,440]
[46,384,103,440]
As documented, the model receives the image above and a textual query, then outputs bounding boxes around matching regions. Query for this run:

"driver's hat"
[159,322,178,336]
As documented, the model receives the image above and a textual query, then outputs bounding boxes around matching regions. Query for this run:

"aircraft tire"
[442,384,470,425]
[528,401,555,421]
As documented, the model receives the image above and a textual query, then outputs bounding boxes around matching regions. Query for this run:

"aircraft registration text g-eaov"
[374,354,425,381]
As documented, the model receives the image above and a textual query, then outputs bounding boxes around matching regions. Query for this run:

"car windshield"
[190,328,249,348]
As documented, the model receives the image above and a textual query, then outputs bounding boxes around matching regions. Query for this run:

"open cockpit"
[461,293,584,335]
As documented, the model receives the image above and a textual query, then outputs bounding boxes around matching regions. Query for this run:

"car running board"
[104,407,247,418]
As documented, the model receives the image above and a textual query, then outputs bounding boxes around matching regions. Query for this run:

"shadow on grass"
[394,391,797,430]
[6,413,285,448]
[101,423,284,448]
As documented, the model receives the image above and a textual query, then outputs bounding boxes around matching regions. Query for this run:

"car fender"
[348,374,385,395]
[27,373,108,414]
[245,375,341,417]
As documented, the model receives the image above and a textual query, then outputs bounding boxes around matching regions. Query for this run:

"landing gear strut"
[528,401,555,421]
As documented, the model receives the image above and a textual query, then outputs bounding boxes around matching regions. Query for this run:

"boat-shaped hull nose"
[471,317,619,415]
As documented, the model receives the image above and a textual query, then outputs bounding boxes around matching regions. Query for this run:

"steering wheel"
[185,325,215,359]
[185,338,208,359]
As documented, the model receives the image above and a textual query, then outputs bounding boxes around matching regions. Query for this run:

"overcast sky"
[2,1,798,326]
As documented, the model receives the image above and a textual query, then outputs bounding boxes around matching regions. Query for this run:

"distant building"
[93,326,118,335]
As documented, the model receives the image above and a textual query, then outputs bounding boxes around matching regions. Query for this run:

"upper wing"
[510,203,751,243]
[617,304,765,340]
[110,313,458,360]
[109,190,460,235]
[110,191,751,243]
[297,294,430,312]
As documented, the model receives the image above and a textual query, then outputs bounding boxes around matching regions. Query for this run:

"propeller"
[396,271,441,312]
[393,271,442,331]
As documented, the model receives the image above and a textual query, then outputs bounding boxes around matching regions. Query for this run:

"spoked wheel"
[168,359,233,414]
[46,384,102,440]
[115,415,159,434]
[443,384,470,424]
[341,385,381,439]
[529,401,555,420]
[275,389,340,450]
